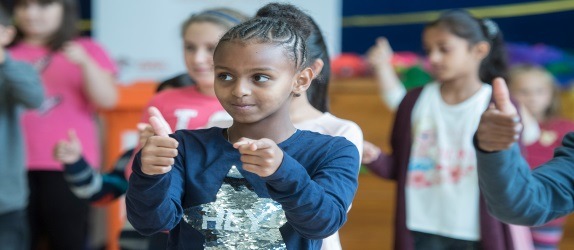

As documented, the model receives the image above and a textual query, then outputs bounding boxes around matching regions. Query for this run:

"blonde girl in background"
[509,64,574,250]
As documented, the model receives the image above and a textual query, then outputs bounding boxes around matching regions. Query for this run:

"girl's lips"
[233,104,254,107]
[231,103,255,111]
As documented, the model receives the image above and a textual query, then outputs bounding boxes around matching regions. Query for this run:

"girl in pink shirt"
[9,0,117,248]
[139,8,249,134]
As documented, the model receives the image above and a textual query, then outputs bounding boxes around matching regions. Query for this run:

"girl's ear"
[474,41,491,60]
[293,67,314,96]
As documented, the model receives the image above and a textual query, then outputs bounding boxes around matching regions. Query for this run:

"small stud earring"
[293,93,301,97]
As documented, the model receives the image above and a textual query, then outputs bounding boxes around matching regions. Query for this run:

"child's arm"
[361,140,395,179]
[476,135,574,226]
[474,78,574,226]
[362,140,381,165]
[54,130,98,199]
[125,110,183,235]
[363,153,395,179]
[63,41,117,109]
[55,130,128,204]
[1,54,44,109]
[234,137,359,239]
[367,37,406,111]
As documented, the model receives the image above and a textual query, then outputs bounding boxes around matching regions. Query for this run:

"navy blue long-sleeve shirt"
[476,132,574,226]
[126,128,359,249]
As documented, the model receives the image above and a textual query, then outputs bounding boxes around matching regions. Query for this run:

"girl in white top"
[256,4,363,250]
[362,10,533,250]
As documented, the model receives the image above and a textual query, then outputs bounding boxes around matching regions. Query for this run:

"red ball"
[331,53,368,78]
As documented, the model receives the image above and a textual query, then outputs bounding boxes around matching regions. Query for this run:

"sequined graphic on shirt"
[183,165,287,249]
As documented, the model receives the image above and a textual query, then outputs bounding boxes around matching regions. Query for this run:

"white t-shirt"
[296,112,363,164]
[295,112,363,250]
[405,82,491,241]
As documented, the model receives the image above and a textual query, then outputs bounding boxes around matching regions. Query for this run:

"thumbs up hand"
[367,37,394,68]
[148,106,173,137]
[476,78,523,152]
[54,129,82,164]
[140,106,179,175]
[492,77,518,115]
[136,107,174,148]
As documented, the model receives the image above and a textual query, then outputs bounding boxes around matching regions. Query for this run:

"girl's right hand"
[362,140,382,165]
[137,107,173,149]
[140,107,179,175]
[137,123,155,149]
[367,37,394,70]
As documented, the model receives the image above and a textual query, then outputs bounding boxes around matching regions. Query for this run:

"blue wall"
[3,0,572,55]
[342,0,574,54]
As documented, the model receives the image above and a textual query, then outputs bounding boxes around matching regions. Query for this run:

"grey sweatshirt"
[0,53,44,214]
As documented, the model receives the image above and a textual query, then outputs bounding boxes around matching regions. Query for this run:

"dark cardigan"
[365,87,514,250]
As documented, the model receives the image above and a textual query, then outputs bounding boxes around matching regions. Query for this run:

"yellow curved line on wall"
[343,1,574,27]
[79,19,91,31]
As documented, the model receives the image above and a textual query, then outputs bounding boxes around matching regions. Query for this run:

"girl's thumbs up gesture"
[476,78,523,152]
[140,106,179,175]
[54,129,82,164]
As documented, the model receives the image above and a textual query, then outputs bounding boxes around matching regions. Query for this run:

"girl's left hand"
[233,138,284,177]
[362,140,382,165]
[62,42,91,66]
[54,129,82,164]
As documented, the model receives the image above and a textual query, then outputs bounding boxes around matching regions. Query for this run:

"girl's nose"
[193,48,209,64]
[427,51,441,63]
[231,80,251,97]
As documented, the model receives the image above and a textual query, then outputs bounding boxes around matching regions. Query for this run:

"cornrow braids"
[216,17,312,71]
[256,3,332,112]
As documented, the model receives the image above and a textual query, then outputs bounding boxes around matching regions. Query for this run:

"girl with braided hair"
[256,4,363,249]
[125,6,360,250]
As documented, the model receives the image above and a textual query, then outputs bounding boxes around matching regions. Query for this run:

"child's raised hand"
[362,140,382,165]
[54,129,82,164]
[367,37,394,69]
[476,77,523,152]
[136,123,154,149]
[233,138,284,177]
[139,106,178,175]
[0,26,15,58]
[62,42,91,66]
[148,106,173,136]
[137,107,173,148]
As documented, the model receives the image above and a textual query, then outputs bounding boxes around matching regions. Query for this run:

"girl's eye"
[253,75,270,83]
[185,45,196,52]
[217,73,233,81]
